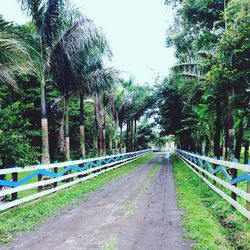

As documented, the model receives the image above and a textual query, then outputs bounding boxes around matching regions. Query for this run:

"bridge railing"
[0,149,151,212]
[176,149,250,220]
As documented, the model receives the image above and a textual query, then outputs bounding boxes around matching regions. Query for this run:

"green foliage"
[159,0,250,158]
[0,100,39,167]
[136,118,156,149]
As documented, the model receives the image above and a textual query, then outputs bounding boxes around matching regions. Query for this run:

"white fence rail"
[176,149,250,220]
[0,150,151,212]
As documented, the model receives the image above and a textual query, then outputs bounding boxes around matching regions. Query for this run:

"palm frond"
[0,30,33,87]
[50,17,113,97]
[18,0,44,27]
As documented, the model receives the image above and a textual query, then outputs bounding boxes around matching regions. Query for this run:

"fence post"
[231,158,238,203]
[53,161,58,188]
[11,165,18,201]
[247,160,250,211]
[213,156,218,185]
[38,173,43,191]
[79,158,84,179]
[36,161,43,192]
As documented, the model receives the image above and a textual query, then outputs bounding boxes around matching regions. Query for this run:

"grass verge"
[172,154,250,250]
[0,153,154,244]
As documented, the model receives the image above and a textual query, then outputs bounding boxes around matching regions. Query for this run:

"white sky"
[1,0,176,84]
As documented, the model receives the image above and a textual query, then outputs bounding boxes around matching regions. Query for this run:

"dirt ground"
[2,153,191,250]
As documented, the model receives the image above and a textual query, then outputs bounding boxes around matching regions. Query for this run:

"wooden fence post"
[213,156,218,185]
[247,160,250,211]
[231,158,238,203]
[38,173,43,191]
[54,161,58,188]
[11,166,18,201]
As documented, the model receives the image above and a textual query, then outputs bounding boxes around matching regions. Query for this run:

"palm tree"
[78,46,114,158]
[94,71,118,156]
[117,79,151,152]
[18,0,87,163]
[50,21,117,159]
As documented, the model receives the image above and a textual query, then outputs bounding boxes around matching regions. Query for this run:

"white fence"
[0,150,151,212]
[176,149,250,219]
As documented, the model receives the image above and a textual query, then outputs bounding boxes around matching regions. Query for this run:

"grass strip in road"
[122,162,161,217]
[172,154,250,250]
[0,153,154,244]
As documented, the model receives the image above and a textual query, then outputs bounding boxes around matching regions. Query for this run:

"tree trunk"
[197,140,202,154]
[244,140,249,164]
[115,138,118,154]
[41,75,50,164]
[65,102,70,161]
[120,126,123,153]
[235,120,243,161]
[221,130,224,158]
[109,132,112,155]
[134,119,137,151]
[227,107,236,201]
[228,107,235,160]
[130,119,134,151]
[79,93,86,159]
[93,133,98,156]
[99,127,103,156]
[126,120,129,152]
[214,98,222,158]
[103,108,106,156]
[224,122,229,160]
[205,138,210,155]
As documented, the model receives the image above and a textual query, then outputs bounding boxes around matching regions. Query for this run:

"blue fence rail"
[176,149,250,219]
[0,149,151,212]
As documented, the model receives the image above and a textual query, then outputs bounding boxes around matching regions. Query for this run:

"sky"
[1,0,176,84]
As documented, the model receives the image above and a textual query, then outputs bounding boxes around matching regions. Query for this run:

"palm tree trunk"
[130,119,134,151]
[93,133,98,156]
[109,132,112,155]
[103,108,106,156]
[126,120,129,152]
[99,127,103,156]
[65,101,70,161]
[134,119,137,151]
[79,93,86,159]
[41,75,50,164]
[227,107,236,201]
[115,138,118,154]
[197,140,202,154]
[214,98,222,158]
[205,137,210,155]
[224,122,229,160]
[235,120,243,161]
[228,107,235,160]
[120,126,123,153]
[244,140,249,164]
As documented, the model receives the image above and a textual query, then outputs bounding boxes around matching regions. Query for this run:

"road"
[3,153,190,250]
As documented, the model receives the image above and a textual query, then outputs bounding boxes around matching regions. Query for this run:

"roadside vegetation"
[172,155,250,250]
[0,153,154,244]
[157,0,249,165]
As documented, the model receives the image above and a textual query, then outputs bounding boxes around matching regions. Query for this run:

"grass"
[172,154,250,250]
[102,234,118,250]
[121,162,161,217]
[0,153,154,245]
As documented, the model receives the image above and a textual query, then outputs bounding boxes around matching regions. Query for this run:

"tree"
[18,0,82,163]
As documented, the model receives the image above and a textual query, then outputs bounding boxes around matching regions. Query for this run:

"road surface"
[2,153,190,250]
